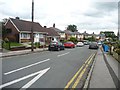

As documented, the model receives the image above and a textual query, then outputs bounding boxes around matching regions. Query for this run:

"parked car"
[48,41,65,51]
[89,42,99,49]
[83,40,89,45]
[64,41,75,48]
[76,42,84,47]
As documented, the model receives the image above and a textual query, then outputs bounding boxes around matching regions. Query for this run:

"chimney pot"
[53,23,55,28]
[44,26,47,28]
[16,17,20,19]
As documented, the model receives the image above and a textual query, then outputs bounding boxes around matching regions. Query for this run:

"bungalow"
[64,30,83,41]
[4,17,47,44]
[64,30,73,40]
[49,24,65,40]
[73,31,83,41]
[43,26,60,44]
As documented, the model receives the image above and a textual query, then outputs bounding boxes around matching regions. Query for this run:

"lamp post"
[31,0,34,51]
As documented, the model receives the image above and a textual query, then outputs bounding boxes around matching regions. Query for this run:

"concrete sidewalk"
[88,48,120,89]
[0,48,48,58]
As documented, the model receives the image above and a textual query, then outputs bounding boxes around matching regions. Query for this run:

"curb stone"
[83,52,97,89]
[1,48,48,58]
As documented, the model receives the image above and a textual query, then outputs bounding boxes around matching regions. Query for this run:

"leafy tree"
[103,31,116,38]
[67,25,78,32]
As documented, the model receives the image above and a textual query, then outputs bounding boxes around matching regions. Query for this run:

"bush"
[69,37,77,43]
[113,40,120,55]
[114,48,120,55]
[35,42,40,48]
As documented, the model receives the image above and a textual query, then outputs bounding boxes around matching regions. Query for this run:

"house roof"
[49,27,64,33]
[9,18,46,33]
[44,28,60,37]
[73,31,80,35]
[64,30,73,35]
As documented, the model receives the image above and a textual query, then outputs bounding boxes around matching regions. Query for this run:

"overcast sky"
[0,0,119,34]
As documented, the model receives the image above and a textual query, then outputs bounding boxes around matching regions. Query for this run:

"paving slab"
[89,49,116,88]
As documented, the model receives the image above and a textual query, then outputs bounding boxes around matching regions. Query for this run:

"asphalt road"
[2,45,97,89]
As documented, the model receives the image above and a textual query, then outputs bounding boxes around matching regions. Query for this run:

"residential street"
[1,45,97,88]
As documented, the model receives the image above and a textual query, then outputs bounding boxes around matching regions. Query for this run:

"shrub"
[114,48,120,55]
[69,37,77,43]
[35,42,40,48]
[113,40,120,55]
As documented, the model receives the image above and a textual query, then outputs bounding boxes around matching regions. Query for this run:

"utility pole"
[31,0,34,51]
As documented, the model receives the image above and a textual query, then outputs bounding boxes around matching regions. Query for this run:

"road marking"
[57,52,70,57]
[0,67,50,89]
[64,54,94,89]
[4,59,50,75]
[20,67,50,89]
[71,53,95,89]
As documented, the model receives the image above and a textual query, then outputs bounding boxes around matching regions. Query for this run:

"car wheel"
[48,48,50,51]
[57,47,60,51]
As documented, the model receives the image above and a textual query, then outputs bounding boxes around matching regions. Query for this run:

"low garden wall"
[10,46,26,51]
[113,51,120,63]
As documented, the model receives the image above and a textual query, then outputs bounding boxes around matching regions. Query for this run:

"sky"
[0,0,119,35]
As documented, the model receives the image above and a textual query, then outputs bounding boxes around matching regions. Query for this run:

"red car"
[64,41,75,48]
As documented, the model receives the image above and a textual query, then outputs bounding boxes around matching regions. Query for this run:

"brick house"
[64,30,83,41]
[49,24,65,41]
[4,17,47,44]
[43,26,60,44]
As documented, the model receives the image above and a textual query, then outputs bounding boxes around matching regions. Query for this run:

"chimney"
[15,17,20,19]
[44,26,47,28]
[53,23,55,28]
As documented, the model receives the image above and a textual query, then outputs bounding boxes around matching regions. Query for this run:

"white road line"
[4,59,50,75]
[20,67,50,89]
[0,67,50,89]
[57,52,70,57]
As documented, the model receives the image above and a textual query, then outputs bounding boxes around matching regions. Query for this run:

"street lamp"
[31,0,34,51]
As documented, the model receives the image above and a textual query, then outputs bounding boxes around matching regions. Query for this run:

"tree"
[103,31,116,38]
[67,25,78,32]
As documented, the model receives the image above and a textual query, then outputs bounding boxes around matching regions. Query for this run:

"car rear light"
[56,42,58,45]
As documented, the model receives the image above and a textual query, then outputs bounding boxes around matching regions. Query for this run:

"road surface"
[2,45,97,89]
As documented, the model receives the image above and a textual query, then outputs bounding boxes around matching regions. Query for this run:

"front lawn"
[10,42,23,46]
[2,42,23,50]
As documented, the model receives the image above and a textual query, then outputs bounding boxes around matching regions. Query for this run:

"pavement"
[0,47,120,89]
[0,48,48,58]
[85,47,120,89]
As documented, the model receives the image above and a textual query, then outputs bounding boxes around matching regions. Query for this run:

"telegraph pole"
[31,0,34,51]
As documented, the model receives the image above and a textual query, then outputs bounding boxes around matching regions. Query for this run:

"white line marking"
[57,52,70,57]
[0,67,50,89]
[4,59,50,75]
[20,67,50,89]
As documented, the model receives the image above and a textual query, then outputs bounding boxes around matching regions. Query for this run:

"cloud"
[94,2,118,11]
[0,0,118,35]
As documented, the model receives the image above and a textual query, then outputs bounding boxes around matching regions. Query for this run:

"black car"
[48,41,65,51]
[89,42,99,49]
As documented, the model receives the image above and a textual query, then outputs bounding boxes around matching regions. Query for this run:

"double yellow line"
[64,53,96,89]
